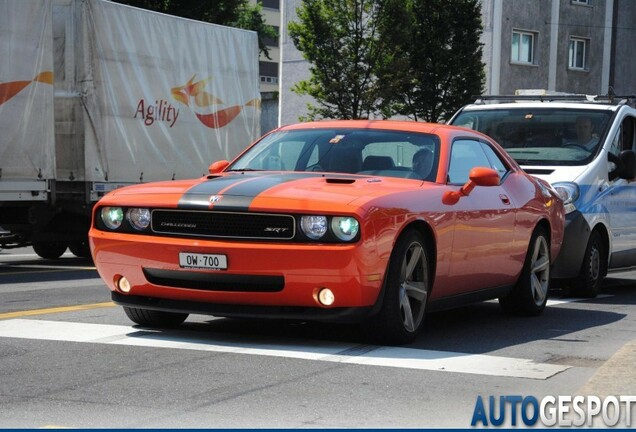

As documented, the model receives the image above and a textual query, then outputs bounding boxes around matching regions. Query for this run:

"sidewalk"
[577,338,636,427]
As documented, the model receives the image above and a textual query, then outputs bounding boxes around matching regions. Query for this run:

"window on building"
[511,31,535,64]
[261,0,279,9]
[259,61,278,85]
[568,37,589,70]
[263,26,279,47]
[572,0,590,5]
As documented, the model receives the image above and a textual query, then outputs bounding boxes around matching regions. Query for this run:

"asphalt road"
[0,247,635,428]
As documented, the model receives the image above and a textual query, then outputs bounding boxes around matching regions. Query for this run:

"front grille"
[151,210,295,240]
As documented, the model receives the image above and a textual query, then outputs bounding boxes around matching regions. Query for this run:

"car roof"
[458,102,622,112]
[277,119,475,138]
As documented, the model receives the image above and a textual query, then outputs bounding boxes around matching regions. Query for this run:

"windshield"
[452,108,612,166]
[227,128,441,181]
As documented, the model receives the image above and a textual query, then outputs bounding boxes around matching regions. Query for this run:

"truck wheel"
[123,306,188,328]
[69,241,91,258]
[573,230,605,298]
[368,229,430,345]
[499,227,550,316]
[33,242,68,259]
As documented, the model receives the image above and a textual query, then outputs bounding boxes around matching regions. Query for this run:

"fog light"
[317,288,335,306]
[117,276,132,293]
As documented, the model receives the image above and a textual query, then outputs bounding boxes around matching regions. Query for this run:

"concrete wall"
[498,0,552,94]
[555,0,608,93]
[279,0,312,126]
[612,0,636,95]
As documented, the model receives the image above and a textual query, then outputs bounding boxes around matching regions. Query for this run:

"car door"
[443,139,519,297]
[604,114,636,269]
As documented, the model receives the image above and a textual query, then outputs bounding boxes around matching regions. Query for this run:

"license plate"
[179,252,227,270]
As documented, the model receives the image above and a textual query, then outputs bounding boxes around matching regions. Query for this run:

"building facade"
[249,0,280,133]
[279,0,636,126]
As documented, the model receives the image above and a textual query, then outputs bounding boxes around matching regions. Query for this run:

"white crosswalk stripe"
[547,294,612,305]
[0,318,570,380]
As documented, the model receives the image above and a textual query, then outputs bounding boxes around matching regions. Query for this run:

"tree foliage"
[290,0,485,122]
[113,0,277,59]
[288,0,390,120]
[377,0,485,122]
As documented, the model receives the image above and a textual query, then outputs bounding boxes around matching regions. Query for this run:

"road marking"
[547,294,612,305]
[0,267,97,274]
[0,318,570,380]
[0,303,116,320]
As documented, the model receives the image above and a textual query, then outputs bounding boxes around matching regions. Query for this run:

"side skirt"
[427,285,513,313]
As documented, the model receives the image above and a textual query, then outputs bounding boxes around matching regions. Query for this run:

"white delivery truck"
[0,0,261,258]
[449,92,636,297]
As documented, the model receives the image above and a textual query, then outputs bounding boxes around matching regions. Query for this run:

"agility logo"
[170,74,260,129]
[0,71,53,106]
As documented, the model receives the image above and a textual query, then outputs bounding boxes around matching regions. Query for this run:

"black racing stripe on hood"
[177,173,316,210]
[177,175,249,209]
[177,172,360,210]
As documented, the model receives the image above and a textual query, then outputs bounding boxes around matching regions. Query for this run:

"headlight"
[300,215,328,239]
[100,207,124,230]
[553,182,579,214]
[127,208,151,231]
[331,216,359,241]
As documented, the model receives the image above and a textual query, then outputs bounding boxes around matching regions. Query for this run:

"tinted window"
[448,140,499,184]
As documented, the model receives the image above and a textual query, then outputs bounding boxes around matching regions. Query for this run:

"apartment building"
[279,0,636,126]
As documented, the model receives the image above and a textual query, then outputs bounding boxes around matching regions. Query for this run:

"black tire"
[369,229,430,345]
[499,227,550,316]
[32,242,68,259]
[69,240,91,258]
[123,306,188,328]
[572,230,605,298]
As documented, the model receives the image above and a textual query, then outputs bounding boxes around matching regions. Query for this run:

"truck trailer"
[0,0,261,258]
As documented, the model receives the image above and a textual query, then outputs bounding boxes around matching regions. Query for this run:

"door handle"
[499,194,511,205]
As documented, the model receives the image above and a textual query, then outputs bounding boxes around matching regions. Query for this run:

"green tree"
[289,0,484,122]
[113,0,277,59]
[377,0,485,122]
[288,0,390,120]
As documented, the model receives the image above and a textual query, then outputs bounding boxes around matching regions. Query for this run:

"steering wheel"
[306,164,324,172]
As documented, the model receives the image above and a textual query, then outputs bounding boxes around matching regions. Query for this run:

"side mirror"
[208,160,230,174]
[443,167,500,205]
[608,150,636,181]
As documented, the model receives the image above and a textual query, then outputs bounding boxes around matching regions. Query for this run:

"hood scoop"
[325,177,356,184]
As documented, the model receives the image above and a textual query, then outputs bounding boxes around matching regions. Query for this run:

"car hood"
[520,164,588,184]
[104,172,425,214]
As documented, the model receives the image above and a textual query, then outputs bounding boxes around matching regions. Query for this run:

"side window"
[480,142,510,179]
[622,117,635,152]
[608,124,622,159]
[448,140,493,184]
[608,116,636,158]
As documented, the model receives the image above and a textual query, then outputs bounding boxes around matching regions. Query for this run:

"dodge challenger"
[89,120,565,344]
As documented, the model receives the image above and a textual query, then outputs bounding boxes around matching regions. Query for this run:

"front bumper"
[90,228,386,314]
[551,210,591,279]
[112,292,373,323]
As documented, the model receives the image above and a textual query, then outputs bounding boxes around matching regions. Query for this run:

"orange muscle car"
[89,120,565,344]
